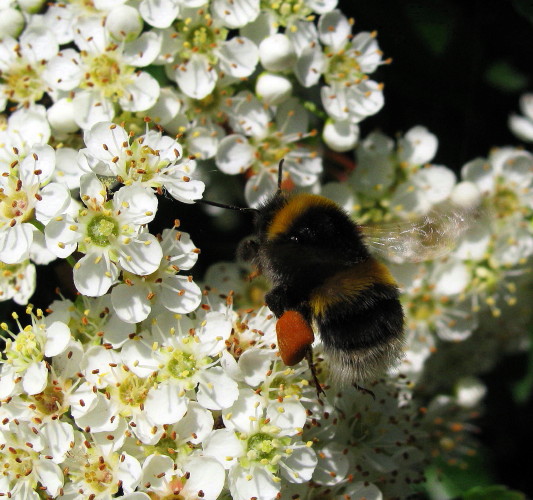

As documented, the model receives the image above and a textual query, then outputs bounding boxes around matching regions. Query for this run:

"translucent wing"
[360,205,479,263]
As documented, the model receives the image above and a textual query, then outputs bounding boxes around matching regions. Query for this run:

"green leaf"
[485,60,529,92]
[401,0,458,55]
[462,484,526,500]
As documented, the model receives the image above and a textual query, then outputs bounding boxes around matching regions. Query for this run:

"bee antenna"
[277,158,285,192]
[197,198,260,213]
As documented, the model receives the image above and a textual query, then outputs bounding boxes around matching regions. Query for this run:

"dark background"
[4,0,533,497]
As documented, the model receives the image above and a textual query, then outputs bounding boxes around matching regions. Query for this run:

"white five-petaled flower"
[161,7,259,99]
[61,430,142,498]
[0,106,51,174]
[81,121,205,203]
[0,308,71,399]
[0,142,71,265]
[310,10,386,145]
[216,92,322,206]
[140,454,225,500]
[129,311,239,419]
[43,16,161,130]
[0,260,36,305]
[0,421,64,499]
[0,26,58,111]
[111,227,202,323]
[45,173,163,297]
[203,389,317,500]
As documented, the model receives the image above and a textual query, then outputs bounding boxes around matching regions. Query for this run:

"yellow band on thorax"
[267,194,338,240]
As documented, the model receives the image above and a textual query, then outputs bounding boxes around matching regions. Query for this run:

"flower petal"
[175,55,217,99]
[111,283,152,323]
[73,252,119,297]
[44,321,71,357]
[118,232,163,276]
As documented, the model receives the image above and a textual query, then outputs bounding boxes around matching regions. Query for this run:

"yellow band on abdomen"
[309,258,397,317]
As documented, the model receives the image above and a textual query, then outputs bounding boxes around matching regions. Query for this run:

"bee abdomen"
[308,259,405,383]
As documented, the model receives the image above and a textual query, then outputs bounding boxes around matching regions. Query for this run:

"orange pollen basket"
[276,310,315,366]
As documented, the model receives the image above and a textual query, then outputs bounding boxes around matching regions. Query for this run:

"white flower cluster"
[0,0,532,499]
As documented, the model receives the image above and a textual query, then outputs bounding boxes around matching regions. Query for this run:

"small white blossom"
[81,121,205,203]
[204,389,317,500]
[163,8,258,99]
[0,307,70,398]
[43,17,161,129]
[45,174,163,297]
[0,422,64,498]
[111,227,202,323]
[62,431,142,498]
[0,260,36,305]
[216,92,322,206]
[0,26,58,110]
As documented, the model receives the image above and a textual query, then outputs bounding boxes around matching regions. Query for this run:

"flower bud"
[0,8,24,37]
[256,73,292,105]
[106,5,143,42]
[259,34,296,72]
[450,181,481,209]
[47,98,79,135]
[18,0,45,13]
[323,120,359,152]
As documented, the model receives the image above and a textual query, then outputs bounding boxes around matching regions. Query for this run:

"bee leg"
[304,347,326,400]
[265,287,288,318]
[353,383,375,400]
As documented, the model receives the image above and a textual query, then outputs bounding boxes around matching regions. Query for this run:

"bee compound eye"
[290,235,299,243]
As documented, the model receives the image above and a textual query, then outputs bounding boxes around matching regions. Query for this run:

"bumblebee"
[201,160,473,391]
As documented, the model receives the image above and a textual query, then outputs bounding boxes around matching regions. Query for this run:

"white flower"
[45,294,136,348]
[0,142,71,264]
[140,454,225,500]
[216,92,322,206]
[256,0,338,28]
[0,6,24,39]
[61,431,142,498]
[392,259,478,344]
[509,93,533,142]
[0,260,36,305]
[45,174,163,297]
[0,26,58,110]
[81,121,205,203]
[111,227,202,323]
[79,344,162,443]
[460,148,533,296]
[312,11,386,127]
[164,8,258,99]
[0,307,71,398]
[43,17,161,129]
[203,389,316,500]
[0,422,64,498]
[390,165,457,217]
[145,310,239,412]
[346,127,445,223]
[0,104,50,169]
